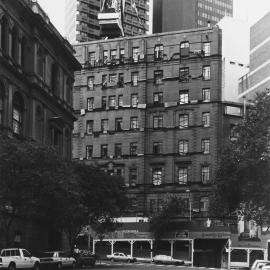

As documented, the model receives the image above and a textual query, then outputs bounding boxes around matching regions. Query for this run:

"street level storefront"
[228,231,270,269]
[93,222,231,268]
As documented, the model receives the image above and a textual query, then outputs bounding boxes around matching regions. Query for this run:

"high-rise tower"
[65,0,149,43]
[153,0,233,34]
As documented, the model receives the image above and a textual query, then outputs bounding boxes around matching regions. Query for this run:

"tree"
[149,195,187,240]
[211,90,270,226]
[73,163,128,240]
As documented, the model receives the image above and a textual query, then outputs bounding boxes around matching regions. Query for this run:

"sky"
[37,0,270,37]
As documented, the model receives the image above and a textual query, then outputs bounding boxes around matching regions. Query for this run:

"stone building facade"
[72,26,242,219]
[0,0,81,250]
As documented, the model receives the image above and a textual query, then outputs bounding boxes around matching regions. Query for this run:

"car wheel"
[33,263,40,270]
[8,263,16,270]
[57,263,62,270]
[127,259,131,263]
[110,258,114,262]
[72,262,76,269]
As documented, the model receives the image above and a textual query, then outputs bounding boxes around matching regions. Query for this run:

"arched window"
[0,81,4,125]
[20,37,26,68]
[51,63,60,96]
[12,92,24,135]
[35,105,43,143]
[11,26,18,60]
[1,16,8,53]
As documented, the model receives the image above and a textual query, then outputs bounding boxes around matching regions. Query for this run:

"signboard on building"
[190,231,231,239]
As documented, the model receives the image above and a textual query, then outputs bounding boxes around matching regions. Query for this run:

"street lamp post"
[186,189,191,221]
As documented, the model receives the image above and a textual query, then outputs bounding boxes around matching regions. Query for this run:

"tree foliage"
[211,90,270,225]
[149,195,187,240]
[0,134,127,249]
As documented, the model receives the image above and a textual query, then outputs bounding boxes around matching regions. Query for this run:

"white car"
[152,255,184,265]
[107,252,136,263]
[0,248,40,270]
[39,251,76,269]
[251,260,270,270]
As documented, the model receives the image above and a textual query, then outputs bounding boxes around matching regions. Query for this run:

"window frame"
[179,67,190,82]
[115,117,123,131]
[201,165,210,184]
[153,115,163,129]
[201,138,210,154]
[179,90,189,104]
[179,140,188,155]
[101,144,108,158]
[131,94,138,108]
[86,120,94,134]
[179,114,189,129]
[87,97,94,110]
[152,167,163,186]
[202,88,210,102]
[178,167,188,185]
[131,72,139,86]
[130,116,139,130]
[86,145,93,159]
[154,70,163,85]
[202,112,210,127]
[130,142,138,156]
[202,65,211,80]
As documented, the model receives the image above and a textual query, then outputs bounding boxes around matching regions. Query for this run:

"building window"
[203,42,210,56]
[118,73,124,87]
[153,115,163,128]
[115,118,123,131]
[12,93,24,135]
[179,140,188,155]
[152,168,163,186]
[115,143,122,157]
[178,167,188,185]
[20,37,26,68]
[200,197,210,212]
[130,117,138,129]
[101,119,108,132]
[154,44,163,60]
[131,94,138,107]
[102,74,108,89]
[202,88,210,102]
[101,96,107,109]
[153,142,163,154]
[118,95,123,107]
[87,76,94,90]
[120,48,125,62]
[202,66,211,80]
[153,92,163,104]
[201,139,210,154]
[101,144,108,158]
[109,74,117,85]
[129,168,137,186]
[11,27,18,60]
[131,72,138,86]
[88,52,95,66]
[1,17,8,53]
[154,70,163,84]
[51,63,60,96]
[180,41,190,57]
[179,90,189,104]
[86,145,93,159]
[0,85,4,125]
[110,49,117,60]
[86,120,93,134]
[87,97,94,110]
[103,50,108,64]
[109,95,116,108]
[179,68,190,82]
[201,165,210,184]
[37,48,45,78]
[132,47,139,62]
[130,142,138,156]
[202,112,210,127]
[179,114,189,129]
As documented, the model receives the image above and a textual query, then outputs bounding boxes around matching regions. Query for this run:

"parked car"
[39,251,76,269]
[262,265,270,270]
[72,250,96,268]
[0,248,40,270]
[106,252,136,263]
[251,260,270,270]
[152,255,184,265]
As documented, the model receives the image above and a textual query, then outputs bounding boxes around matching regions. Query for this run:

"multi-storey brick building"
[65,0,149,43]
[153,0,233,34]
[0,0,81,249]
[73,26,244,267]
